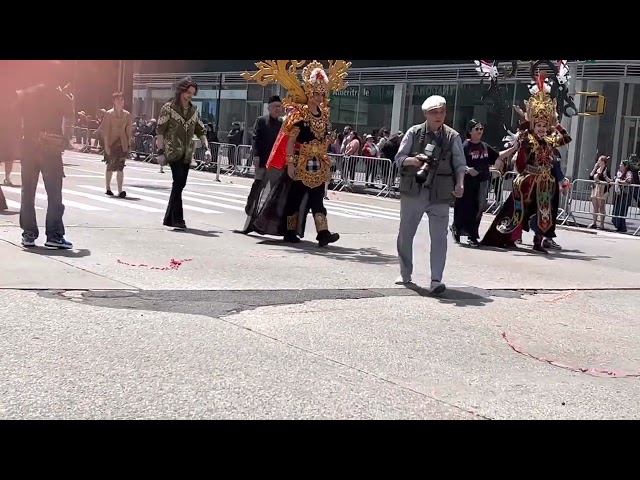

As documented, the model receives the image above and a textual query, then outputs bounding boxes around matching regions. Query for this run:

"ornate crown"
[302,61,329,97]
[525,71,557,126]
[241,60,351,105]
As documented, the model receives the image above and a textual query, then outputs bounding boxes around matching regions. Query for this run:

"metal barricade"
[328,153,348,191]
[131,134,155,162]
[231,145,253,176]
[485,168,504,214]
[337,155,394,197]
[194,142,237,181]
[72,127,90,149]
[561,179,640,234]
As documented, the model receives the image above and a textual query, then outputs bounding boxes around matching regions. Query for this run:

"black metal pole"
[215,73,222,133]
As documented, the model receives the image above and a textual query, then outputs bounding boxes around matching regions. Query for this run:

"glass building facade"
[133,60,640,180]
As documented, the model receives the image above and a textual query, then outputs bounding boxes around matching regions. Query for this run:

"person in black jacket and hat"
[241,95,283,228]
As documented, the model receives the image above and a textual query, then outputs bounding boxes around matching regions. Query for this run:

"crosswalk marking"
[56,187,165,213]
[200,188,388,220]
[125,186,246,212]
[181,187,365,219]
[4,198,43,210]
[4,186,106,211]
[78,185,221,214]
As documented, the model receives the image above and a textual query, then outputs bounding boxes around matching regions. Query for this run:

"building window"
[355,85,395,137]
[453,82,515,149]
[618,83,640,162]
[408,84,457,130]
[329,85,360,130]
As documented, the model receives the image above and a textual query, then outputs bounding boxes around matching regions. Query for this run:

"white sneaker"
[429,280,446,295]
[395,275,412,285]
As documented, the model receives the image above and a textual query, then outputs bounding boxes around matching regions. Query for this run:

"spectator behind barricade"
[331,132,344,154]
[588,155,612,230]
[376,127,390,151]
[340,125,353,153]
[147,119,157,137]
[344,130,361,186]
[227,121,243,146]
[206,122,219,143]
[75,111,88,145]
[612,159,634,233]
[362,134,379,188]
[381,131,403,186]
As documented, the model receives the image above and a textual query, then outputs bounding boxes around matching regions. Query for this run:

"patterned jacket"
[156,100,207,164]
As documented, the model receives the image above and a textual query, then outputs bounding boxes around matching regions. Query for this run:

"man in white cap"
[394,95,468,294]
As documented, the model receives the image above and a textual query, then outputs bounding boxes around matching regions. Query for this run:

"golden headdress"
[241,60,351,106]
[525,71,557,126]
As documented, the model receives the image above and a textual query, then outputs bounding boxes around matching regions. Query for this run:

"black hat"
[268,95,281,104]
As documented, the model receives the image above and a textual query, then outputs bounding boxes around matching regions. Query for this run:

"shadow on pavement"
[24,247,91,258]
[170,228,221,238]
[256,239,397,266]
[0,210,19,216]
[130,184,171,191]
[479,244,605,262]
[403,284,494,307]
[41,286,500,318]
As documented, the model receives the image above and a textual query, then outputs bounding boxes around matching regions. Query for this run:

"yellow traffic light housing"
[575,91,606,116]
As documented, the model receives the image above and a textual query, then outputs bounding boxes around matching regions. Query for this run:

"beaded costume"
[241,60,351,246]
[482,72,572,252]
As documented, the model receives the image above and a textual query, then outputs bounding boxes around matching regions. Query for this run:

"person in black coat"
[243,95,283,218]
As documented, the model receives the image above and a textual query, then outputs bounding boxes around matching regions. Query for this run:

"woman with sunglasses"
[451,119,518,246]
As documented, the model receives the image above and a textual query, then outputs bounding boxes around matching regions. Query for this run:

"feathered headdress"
[525,71,557,126]
[240,60,351,106]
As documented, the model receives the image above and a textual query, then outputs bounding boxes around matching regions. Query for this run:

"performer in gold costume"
[481,72,572,253]
[241,60,350,247]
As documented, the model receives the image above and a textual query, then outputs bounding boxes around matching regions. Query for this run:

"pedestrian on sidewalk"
[155,77,211,230]
[101,92,132,198]
[17,61,75,249]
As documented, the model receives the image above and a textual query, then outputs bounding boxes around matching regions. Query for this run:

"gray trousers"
[20,144,65,239]
[397,188,450,282]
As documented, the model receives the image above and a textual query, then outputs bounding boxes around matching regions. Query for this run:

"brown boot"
[314,213,339,247]
[283,214,301,243]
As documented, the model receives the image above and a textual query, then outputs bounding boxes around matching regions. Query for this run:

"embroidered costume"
[156,100,207,165]
[481,72,572,253]
[241,60,351,246]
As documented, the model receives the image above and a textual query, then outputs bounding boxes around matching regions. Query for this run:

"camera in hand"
[415,142,437,185]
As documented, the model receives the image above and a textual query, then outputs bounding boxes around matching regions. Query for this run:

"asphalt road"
[0,152,639,420]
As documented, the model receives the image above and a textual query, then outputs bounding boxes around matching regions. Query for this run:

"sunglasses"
[473,126,484,131]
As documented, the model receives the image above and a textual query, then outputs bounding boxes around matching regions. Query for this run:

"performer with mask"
[481,72,572,253]
[241,60,350,246]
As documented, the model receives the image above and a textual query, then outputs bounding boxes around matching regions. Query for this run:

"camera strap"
[417,122,427,153]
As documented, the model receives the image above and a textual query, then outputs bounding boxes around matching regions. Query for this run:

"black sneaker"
[542,238,562,250]
[106,190,114,196]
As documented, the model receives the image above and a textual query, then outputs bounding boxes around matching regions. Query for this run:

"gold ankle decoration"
[287,214,298,231]
[314,213,328,232]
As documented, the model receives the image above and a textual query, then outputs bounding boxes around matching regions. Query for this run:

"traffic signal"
[575,91,606,116]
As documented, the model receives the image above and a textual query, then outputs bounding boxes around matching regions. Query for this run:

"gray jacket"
[395,122,467,204]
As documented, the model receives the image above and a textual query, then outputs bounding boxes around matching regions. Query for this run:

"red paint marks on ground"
[501,332,640,379]
[117,258,193,271]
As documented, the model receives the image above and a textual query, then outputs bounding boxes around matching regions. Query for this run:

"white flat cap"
[422,95,447,112]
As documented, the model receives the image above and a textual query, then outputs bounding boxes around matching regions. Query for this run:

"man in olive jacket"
[155,77,211,230]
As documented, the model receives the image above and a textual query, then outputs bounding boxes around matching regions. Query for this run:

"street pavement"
[1,152,639,420]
